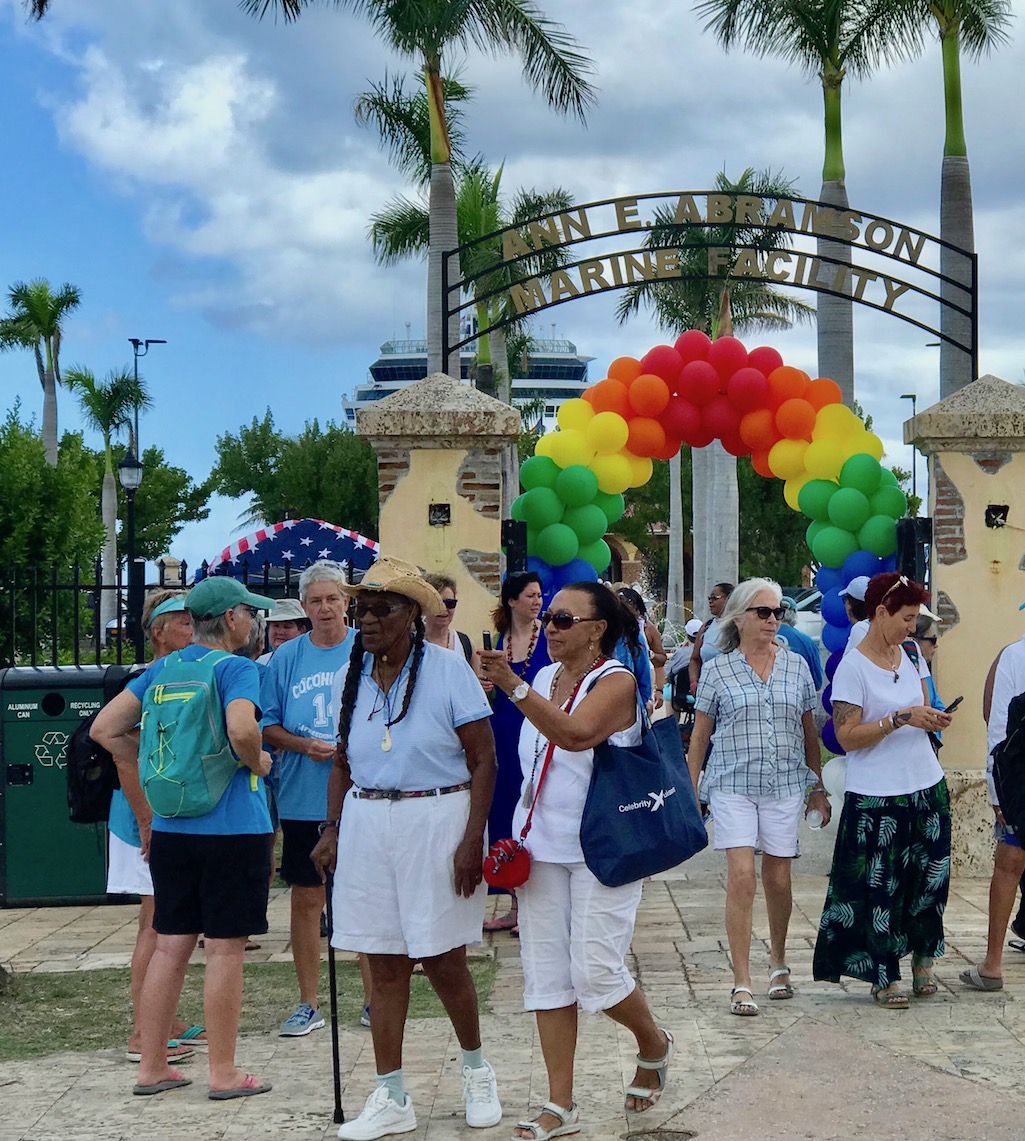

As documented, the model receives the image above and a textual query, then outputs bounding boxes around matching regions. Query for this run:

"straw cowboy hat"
[344,556,447,618]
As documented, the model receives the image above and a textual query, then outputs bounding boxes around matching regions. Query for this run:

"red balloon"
[589,378,632,418]
[750,448,774,478]
[687,425,715,450]
[639,345,683,386]
[628,373,671,417]
[720,430,751,458]
[726,366,769,412]
[674,329,711,363]
[652,434,682,461]
[608,357,642,385]
[677,360,720,406]
[739,408,780,451]
[626,417,666,458]
[766,365,810,409]
[707,335,748,381]
[775,397,817,440]
[660,396,701,441]
[701,395,740,440]
[748,345,785,377]
[807,376,843,410]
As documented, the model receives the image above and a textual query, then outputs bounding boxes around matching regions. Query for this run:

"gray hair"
[236,612,266,660]
[779,596,798,628]
[299,559,349,601]
[718,577,782,652]
[192,611,230,642]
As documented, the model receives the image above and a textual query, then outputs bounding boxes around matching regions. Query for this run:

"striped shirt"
[695,646,817,798]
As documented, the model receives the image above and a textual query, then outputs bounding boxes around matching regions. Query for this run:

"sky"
[1,0,1022,572]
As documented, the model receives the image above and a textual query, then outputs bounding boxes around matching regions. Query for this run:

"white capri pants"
[107,833,153,896]
[517,860,642,1013]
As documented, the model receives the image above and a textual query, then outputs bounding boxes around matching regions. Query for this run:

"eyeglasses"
[237,604,259,618]
[708,594,725,602]
[443,598,458,610]
[746,606,786,621]
[354,599,411,619]
[919,635,938,645]
[540,611,598,630]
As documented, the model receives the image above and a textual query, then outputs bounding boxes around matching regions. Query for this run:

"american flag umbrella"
[199,518,379,583]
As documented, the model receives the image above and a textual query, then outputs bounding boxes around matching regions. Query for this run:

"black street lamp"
[900,392,918,503]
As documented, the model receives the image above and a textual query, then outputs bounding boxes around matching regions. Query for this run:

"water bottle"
[806,808,825,830]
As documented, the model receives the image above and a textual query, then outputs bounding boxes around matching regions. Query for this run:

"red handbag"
[483,740,556,889]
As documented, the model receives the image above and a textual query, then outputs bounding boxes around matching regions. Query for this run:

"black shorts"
[150,831,271,939]
[279,819,324,888]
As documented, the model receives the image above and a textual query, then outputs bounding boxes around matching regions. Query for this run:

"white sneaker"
[337,1087,416,1141]
[462,1060,502,1128]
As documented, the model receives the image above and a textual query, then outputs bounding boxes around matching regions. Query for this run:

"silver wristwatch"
[510,681,530,703]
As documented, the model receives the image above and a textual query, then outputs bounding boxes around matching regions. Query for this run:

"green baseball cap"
[186,577,273,619]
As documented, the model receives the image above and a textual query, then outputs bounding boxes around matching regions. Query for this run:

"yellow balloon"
[783,475,809,511]
[767,438,808,482]
[621,451,653,488]
[861,431,884,461]
[548,429,595,470]
[812,403,859,441]
[535,433,556,459]
[591,453,633,495]
[557,398,595,432]
[584,411,630,456]
[803,438,844,480]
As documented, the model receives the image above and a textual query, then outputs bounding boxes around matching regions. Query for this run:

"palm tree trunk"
[666,450,686,627]
[99,467,118,632]
[428,160,461,377]
[488,324,510,404]
[42,367,58,465]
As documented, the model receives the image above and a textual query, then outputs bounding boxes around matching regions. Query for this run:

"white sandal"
[625,1028,674,1111]
[512,1102,580,1140]
[730,986,759,1016]
[768,966,794,1000]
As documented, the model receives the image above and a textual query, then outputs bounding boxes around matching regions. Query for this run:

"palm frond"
[369,195,431,263]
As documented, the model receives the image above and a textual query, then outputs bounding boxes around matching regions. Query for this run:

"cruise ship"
[342,334,594,430]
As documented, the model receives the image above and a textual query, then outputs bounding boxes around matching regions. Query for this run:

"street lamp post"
[900,392,918,504]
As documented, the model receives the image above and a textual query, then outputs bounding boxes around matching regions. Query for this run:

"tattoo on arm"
[896,710,912,725]
[832,701,862,729]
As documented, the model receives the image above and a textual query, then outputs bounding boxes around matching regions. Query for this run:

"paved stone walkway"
[2,835,1025,1140]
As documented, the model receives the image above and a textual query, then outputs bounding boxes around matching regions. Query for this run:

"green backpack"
[139,649,240,818]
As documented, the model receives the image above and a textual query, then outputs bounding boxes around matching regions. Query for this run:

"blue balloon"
[878,554,897,573]
[816,565,844,595]
[820,588,849,628]
[825,649,843,681]
[821,719,846,756]
[841,548,880,584]
[822,621,850,655]
[821,682,833,715]
[525,556,554,598]
[549,558,599,592]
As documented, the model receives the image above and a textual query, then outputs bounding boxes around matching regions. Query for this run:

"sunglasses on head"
[540,610,598,630]
[354,599,411,619]
[881,574,911,601]
[442,598,458,610]
[746,606,786,621]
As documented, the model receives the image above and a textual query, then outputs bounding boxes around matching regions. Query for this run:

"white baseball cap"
[839,576,871,602]
[685,618,704,638]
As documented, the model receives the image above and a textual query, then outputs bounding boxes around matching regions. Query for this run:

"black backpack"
[993,692,1025,838]
[66,667,132,824]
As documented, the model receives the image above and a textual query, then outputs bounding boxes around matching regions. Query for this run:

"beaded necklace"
[507,619,540,678]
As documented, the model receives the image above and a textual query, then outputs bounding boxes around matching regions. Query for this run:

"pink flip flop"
[208,1073,273,1100]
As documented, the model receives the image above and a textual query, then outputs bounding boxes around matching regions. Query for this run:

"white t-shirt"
[514,661,642,864]
[831,646,943,796]
[986,636,1025,803]
[844,620,870,654]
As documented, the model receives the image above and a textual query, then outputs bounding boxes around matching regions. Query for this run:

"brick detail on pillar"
[932,457,967,565]
[457,450,502,517]
[376,444,411,509]
[935,590,959,632]
[459,548,501,594]
[971,451,1012,473]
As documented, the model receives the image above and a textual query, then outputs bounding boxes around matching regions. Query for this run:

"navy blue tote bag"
[580,711,708,888]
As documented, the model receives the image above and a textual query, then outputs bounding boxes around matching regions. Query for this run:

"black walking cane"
[324,872,345,1124]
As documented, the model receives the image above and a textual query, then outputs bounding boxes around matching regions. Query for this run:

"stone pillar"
[357,373,521,645]
[906,374,1025,873]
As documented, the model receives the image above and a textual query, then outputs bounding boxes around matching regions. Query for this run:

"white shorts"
[517,860,641,1014]
[709,791,804,857]
[331,790,485,959]
[106,832,153,895]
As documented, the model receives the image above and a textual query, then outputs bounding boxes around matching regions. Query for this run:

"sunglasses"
[881,574,911,600]
[354,599,411,619]
[237,604,260,618]
[746,606,786,621]
[443,598,458,610]
[540,611,598,630]
[919,635,938,645]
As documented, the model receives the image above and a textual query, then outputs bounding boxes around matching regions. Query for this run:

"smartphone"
[482,631,492,651]
[945,695,964,714]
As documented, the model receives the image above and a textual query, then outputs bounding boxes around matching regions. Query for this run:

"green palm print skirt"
[813,780,950,988]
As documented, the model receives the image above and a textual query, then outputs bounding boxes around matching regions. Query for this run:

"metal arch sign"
[440,190,978,374]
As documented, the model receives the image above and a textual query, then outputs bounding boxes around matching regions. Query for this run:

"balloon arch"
[512,329,906,755]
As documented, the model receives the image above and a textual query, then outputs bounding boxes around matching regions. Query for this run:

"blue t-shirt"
[261,629,356,820]
[127,646,271,835]
[612,634,652,704]
[343,643,492,791]
[775,625,824,690]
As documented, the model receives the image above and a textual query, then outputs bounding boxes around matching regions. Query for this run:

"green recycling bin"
[0,666,118,906]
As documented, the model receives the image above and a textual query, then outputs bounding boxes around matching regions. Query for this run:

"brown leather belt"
[351,782,471,801]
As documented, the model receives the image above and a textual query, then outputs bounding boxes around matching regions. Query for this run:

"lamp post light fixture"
[900,392,918,503]
[117,448,145,663]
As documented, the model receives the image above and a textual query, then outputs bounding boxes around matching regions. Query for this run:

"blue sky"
[1,0,1022,570]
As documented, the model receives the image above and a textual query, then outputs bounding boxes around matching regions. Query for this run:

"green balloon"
[519,455,560,491]
[511,493,528,522]
[878,467,899,487]
[868,484,908,520]
[798,479,838,523]
[859,514,898,556]
[526,527,540,557]
[811,525,859,569]
[838,453,882,496]
[562,503,608,545]
[537,522,579,567]
[806,519,828,549]
[827,487,871,532]
[554,464,599,508]
[578,538,612,575]
[520,486,563,531]
[592,490,626,525]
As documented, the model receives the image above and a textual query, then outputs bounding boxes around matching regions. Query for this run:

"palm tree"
[0,279,82,464]
[64,366,151,632]
[617,168,814,620]
[888,1,1011,397]
[242,0,595,376]
[694,0,905,409]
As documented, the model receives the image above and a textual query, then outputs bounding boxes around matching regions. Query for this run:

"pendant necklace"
[367,665,402,751]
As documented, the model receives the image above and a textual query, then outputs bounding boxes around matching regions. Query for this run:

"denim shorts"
[995,821,1022,849]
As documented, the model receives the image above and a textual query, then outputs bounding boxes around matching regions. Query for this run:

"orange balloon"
[652,434,682,461]
[588,378,632,418]
[766,365,810,409]
[608,356,642,385]
[775,397,817,440]
[628,373,671,417]
[750,449,774,478]
[739,408,780,451]
[806,376,843,410]
[626,417,666,458]
[581,387,596,405]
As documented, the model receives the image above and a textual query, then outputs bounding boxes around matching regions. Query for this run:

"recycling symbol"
[35,730,69,769]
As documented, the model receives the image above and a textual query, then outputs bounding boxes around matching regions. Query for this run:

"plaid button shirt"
[695,646,817,798]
